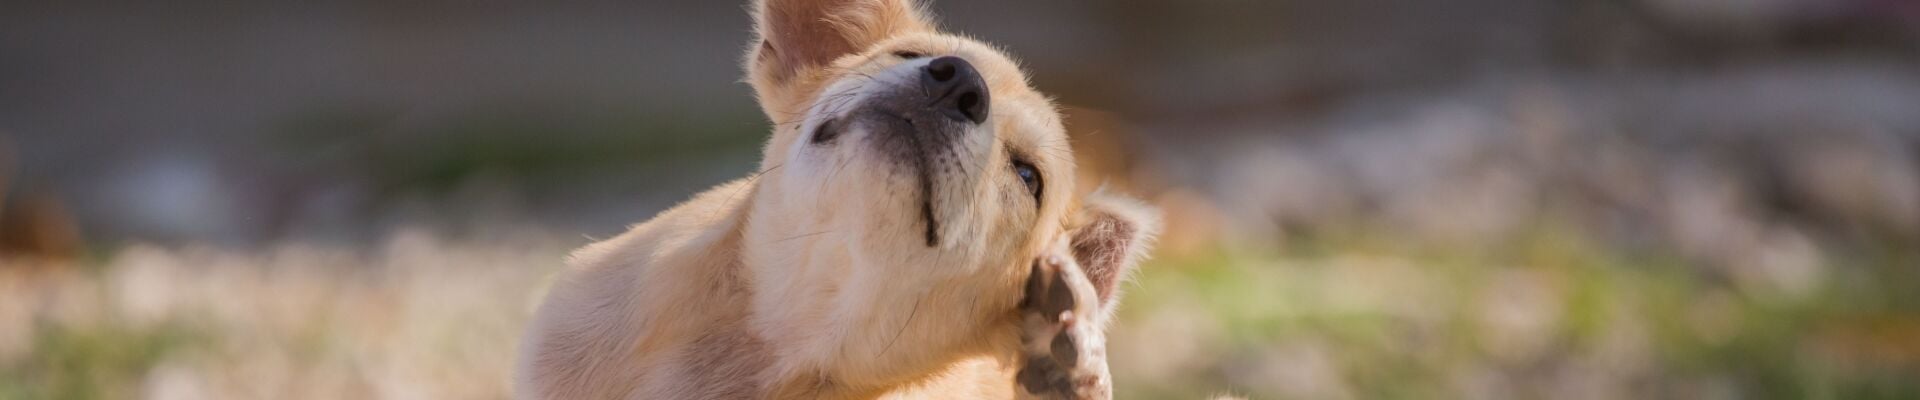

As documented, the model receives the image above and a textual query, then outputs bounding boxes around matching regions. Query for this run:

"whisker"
[771,230,835,243]
[716,163,782,218]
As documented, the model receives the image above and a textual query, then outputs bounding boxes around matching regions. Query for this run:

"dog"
[516,0,1158,398]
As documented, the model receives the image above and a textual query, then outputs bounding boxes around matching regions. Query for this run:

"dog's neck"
[728,181,1029,396]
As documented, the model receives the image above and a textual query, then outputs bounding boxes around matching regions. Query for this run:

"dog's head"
[747,0,1078,261]
[738,0,1156,380]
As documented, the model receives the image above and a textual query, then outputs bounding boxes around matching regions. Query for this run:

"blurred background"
[3,0,1919,398]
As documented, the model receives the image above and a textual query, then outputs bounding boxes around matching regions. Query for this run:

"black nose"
[921,56,989,124]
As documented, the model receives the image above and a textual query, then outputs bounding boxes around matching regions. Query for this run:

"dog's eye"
[893,50,924,59]
[810,118,841,145]
[1013,160,1042,201]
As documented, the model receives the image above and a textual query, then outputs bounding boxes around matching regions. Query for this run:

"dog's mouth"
[857,110,947,248]
[919,180,940,247]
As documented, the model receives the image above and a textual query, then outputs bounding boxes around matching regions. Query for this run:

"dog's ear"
[748,0,930,105]
[1067,192,1160,313]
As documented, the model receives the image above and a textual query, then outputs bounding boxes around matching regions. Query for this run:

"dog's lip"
[899,114,940,247]
[872,111,940,247]
[844,108,941,247]
[920,188,939,247]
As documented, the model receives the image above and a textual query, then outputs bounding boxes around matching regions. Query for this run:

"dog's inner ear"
[1067,194,1160,308]
[750,0,929,85]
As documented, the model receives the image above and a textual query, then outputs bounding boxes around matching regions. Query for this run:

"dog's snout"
[921,56,989,124]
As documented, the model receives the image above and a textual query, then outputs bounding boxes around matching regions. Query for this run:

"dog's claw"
[1016,251,1112,400]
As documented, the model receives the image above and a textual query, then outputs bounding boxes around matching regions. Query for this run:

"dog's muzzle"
[852,56,992,246]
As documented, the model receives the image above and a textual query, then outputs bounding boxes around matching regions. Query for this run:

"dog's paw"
[1016,252,1112,400]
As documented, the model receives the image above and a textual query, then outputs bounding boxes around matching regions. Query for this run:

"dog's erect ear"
[1067,192,1161,312]
[748,0,930,106]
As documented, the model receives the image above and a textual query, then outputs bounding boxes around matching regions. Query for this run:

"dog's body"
[516,1,1156,398]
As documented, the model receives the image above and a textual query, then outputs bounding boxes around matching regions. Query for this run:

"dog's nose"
[921,56,989,124]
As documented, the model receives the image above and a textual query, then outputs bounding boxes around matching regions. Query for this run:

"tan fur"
[516,1,1159,398]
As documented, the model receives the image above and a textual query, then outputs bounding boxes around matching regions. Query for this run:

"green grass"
[0,320,202,400]
[1111,227,1920,399]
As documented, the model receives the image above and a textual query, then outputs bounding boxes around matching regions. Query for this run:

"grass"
[0,321,201,400]
[1111,227,1920,399]
[1,226,1915,399]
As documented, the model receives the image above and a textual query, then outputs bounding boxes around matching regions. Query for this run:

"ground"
[3,225,1915,400]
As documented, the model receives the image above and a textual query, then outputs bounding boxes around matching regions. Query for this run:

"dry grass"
[1,231,566,400]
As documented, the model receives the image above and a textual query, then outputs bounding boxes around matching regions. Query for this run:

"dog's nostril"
[920,56,989,124]
[956,91,984,123]
[925,59,958,82]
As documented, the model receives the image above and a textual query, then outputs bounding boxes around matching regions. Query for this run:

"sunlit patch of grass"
[0,319,202,400]
[1110,225,1920,400]
[0,233,566,399]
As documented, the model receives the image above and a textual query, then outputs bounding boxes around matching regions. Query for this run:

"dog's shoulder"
[518,178,761,399]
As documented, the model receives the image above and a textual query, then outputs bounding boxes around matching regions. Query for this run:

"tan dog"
[515,0,1157,398]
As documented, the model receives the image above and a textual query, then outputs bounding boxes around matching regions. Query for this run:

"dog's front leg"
[1015,251,1113,400]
